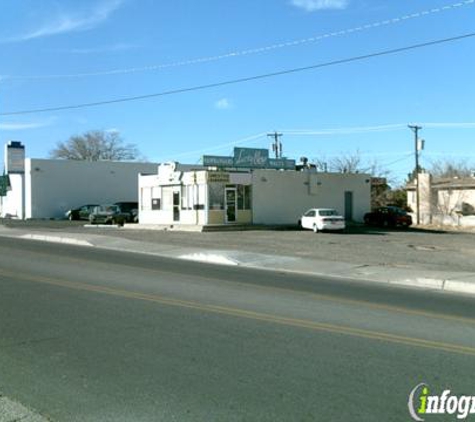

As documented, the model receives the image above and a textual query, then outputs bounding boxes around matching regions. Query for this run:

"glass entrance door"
[225,188,237,223]
[173,191,180,221]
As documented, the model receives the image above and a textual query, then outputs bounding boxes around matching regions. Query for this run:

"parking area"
[1,219,475,272]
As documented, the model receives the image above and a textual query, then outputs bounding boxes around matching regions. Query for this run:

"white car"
[299,208,345,232]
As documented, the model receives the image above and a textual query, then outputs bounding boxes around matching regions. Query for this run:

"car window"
[304,210,316,217]
[319,210,337,216]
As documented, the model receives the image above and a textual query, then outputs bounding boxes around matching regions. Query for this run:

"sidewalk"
[0,395,50,422]
[1,224,475,297]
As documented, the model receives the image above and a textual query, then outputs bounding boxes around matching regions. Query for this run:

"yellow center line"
[2,242,475,327]
[2,268,475,357]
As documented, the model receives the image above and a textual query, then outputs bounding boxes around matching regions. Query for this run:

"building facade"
[139,155,371,227]
[1,142,159,219]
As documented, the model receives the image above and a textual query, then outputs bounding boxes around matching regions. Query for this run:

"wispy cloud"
[0,119,55,131]
[8,0,125,43]
[53,42,137,55]
[215,98,233,110]
[290,0,349,12]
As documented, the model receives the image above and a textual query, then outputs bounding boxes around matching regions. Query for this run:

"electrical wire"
[2,0,473,81]
[2,32,475,117]
[158,133,267,162]
[282,122,475,136]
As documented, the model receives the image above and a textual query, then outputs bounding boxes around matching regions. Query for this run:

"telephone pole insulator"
[268,132,283,159]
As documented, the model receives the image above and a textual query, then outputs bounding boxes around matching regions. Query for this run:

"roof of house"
[406,175,475,190]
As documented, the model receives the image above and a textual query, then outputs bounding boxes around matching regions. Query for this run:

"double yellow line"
[2,267,475,357]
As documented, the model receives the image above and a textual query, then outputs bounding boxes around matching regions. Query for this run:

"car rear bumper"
[320,222,346,230]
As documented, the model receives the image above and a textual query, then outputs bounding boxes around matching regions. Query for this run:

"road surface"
[1,237,474,421]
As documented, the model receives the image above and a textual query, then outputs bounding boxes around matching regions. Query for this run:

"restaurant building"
[138,148,371,227]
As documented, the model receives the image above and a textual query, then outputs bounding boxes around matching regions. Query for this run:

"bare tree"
[50,130,141,161]
[429,158,474,179]
[312,151,392,179]
[328,152,363,173]
[312,151,396,208]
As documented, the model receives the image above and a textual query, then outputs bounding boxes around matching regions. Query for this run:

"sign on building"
[5,141,25,174]
[202,147,295,170]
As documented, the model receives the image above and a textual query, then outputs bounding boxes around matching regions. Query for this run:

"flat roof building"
[1,141,159,219]
[138,148,371,228]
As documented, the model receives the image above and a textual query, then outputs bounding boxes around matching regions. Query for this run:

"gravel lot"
[2,219,475,272]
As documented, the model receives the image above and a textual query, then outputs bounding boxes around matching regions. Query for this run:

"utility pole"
[408,125,423,225]
[268,132,283,159]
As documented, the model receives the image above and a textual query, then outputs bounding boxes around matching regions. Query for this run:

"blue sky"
[0,0,474,184]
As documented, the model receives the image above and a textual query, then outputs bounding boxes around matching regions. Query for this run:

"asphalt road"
[1,237,475,421]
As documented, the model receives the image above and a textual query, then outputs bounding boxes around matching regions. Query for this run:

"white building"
[139,148,371,227]
[1,141,159,219]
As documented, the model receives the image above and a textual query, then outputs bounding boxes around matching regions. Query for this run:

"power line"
[2,0,473,81]
[1,31,475,117]
[159,132,267,161]
[382,153,414,168]
[283,122,475,136]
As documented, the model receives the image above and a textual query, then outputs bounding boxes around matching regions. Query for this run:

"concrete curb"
[20,234,94,247]
[3,228,475,297]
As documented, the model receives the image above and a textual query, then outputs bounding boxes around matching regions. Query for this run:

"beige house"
[406,172,475,226]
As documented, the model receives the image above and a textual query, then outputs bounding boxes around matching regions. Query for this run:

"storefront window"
[244,185,252,210]
[181,185,193,210]
[208,183,224,210]
[237,185,252,210]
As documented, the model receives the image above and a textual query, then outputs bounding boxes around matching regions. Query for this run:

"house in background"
[139,147,371,228]
[406,172,475,226]
[0,141,159,219]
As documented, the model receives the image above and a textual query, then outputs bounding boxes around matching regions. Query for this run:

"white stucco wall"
[436,188,475,214]
[251,170,371,225]
[1,174,24,218]
[23,159,158,219]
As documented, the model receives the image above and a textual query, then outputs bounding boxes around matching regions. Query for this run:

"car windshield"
[99,205,119,213]
[318,209,338,216]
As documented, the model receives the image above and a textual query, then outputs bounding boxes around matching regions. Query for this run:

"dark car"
[89,204,128,226]
[114,202,138,223]
[65,204,99,221]
[364,206,412,228]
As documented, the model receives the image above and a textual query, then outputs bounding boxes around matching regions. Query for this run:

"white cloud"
[9,0,125,42]
[0,119,55,131]
[61,43,136,55]
[215,98,233,110]
[291,0,349,12]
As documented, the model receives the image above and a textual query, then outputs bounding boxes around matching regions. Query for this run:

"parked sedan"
[364,206,412,228]
[114,202,138,223]
[89,205,128,226]
[299,208,345,233]
[65,204,98,221]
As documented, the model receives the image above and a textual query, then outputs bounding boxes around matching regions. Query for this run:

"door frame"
[225,187,237,223]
